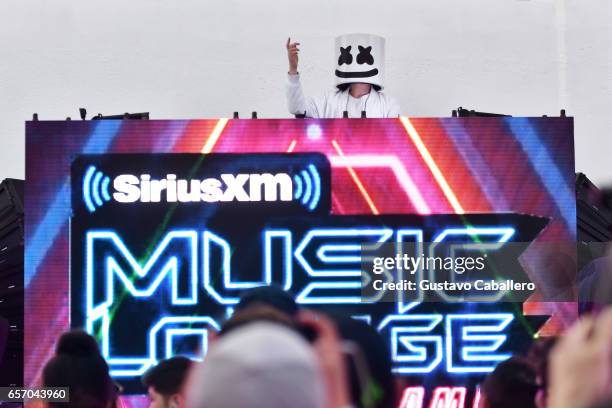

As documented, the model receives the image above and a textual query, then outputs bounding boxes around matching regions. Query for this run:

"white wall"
[0,0,610,186]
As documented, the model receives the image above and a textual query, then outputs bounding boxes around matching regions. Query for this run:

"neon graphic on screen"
[85,226,516,377]
[75,150,537,381]
[25,117,577,408]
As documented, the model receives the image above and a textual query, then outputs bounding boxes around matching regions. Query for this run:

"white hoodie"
[286,73,401,118]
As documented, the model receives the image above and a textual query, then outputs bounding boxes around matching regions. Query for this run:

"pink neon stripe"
[329,155,431,215]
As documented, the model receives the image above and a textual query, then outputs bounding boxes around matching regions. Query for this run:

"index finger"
[594,307,612,342]
[562,315,596,345]
[286,37,291,48]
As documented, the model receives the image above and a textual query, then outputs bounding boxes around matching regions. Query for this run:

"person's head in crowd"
[479,357,538,408]
[528,337,558,408]
[234,284,298,317]
[328,313,396,408]
[142,356,193,408]
[42,330,118,408]
[229,288,390,408]
[549,306,612,408]
[185,321,326,408]
[219,304,296,337]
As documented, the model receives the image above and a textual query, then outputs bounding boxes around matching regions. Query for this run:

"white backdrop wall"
[0,0,610,186]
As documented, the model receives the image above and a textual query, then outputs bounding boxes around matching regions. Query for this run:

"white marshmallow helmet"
[334,33,385,90]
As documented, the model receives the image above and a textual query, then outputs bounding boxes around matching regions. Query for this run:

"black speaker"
[576,173,612,250]
[0,178,24,387]
[575,173,612,314]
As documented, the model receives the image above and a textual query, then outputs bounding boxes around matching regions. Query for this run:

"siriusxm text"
[113,173,293,203]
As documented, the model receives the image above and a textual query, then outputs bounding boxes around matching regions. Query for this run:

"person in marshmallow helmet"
[286,33,400,118]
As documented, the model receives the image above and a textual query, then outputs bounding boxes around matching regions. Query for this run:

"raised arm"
[285,38,321,118]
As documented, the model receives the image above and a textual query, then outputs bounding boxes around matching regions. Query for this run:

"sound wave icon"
[83,165,112,213]
[292,164,321,212]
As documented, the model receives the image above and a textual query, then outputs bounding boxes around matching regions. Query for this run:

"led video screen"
[25,117,576,407]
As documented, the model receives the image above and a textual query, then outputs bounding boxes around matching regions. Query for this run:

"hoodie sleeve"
[285,73,323,118]
[385,95,401,118]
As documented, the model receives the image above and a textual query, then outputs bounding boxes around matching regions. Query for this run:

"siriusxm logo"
[82,164,321,212]
[82,165,112,213]
[291,164,321,211]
